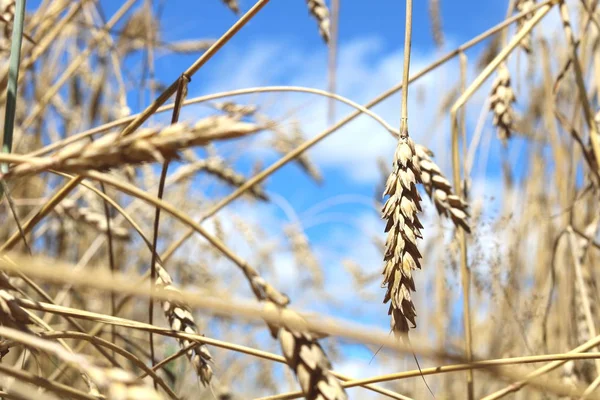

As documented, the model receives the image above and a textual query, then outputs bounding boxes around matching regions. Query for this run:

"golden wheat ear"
[155,262,214,385]
[381,134,423,334]
[414,144,471,233]
[489,63,516,144]
[306,0,331,43]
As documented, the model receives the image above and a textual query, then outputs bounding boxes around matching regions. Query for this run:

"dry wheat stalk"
[381,133,423,334]
[414,144,471,233]
[154,261,214,386]
[4,116,264,178]
[265,303,347,400]
[428,0,444,48]
[200,156,268,201]
[55,198,130,240]
[489,63,517,144]
[306,0,331,43]
[516,0,536,53]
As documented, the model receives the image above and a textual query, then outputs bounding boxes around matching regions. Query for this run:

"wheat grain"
[306,0,331,43]
[414,144,471,233]
[489,63,516,144]
[381,133,423,334]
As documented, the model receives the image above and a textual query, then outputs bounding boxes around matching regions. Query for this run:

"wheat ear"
[5,116,263,178]
[515,0,536,53]
[154,262,214,385]
[381,133,423,334]
[265,303,347,400]
[415,144,471,233]
[56,198,130,240]
[489,63,516,144]
[222,0,240,14]
[306,0,331,43]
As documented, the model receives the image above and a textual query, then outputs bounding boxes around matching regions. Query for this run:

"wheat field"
[0,0,597,399]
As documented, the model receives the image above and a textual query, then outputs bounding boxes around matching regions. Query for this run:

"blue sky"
[26,1,577,396]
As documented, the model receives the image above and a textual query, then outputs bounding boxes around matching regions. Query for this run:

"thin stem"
[148,74,189,386]
[400,0,413,135]
[117,0,272,139]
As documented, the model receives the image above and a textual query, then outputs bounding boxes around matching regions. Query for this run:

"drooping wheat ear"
[211,101,257,118]
[221,0,240,14]
[284,224,323,288]
[414,144,471,233]
[154,262,214,385]
[271,120,323,184]
[265,302,347,400]
[489,63,516,144]
[428,0,444,48]
[515,0,536,53]
[5,116,264,178]
[56,198,130,240]
[306,0,331,43]
[381,134,423,334]
[200,156,269,201]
